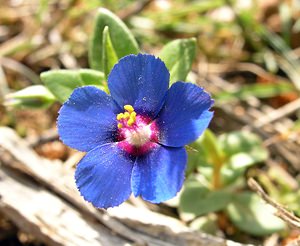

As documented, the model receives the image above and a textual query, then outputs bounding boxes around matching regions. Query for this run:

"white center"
[126,125,151,147]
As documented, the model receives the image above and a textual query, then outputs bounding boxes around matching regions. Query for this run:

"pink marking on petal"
[149,121,159,142]
[118,141,157,156]
[115,114,160,156]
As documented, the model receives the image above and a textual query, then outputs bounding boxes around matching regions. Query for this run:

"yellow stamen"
[130,111,136,121]
[117,113,124,120]
[127,118,134,126]
[124,105,134,113]
[116,105,137,128]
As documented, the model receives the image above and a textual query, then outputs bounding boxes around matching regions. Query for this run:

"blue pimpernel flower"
[57,54,214,209]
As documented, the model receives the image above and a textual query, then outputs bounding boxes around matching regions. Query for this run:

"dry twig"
[248,178,300,229]
[253,98,300,128]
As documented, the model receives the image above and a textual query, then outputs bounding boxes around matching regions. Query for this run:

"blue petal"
[156,82,214,147]
[75,143,134,208]
[131,145,186,203]
[57,86,119,152]
[108,54,169,118]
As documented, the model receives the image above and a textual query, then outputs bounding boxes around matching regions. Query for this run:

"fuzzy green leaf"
[219,131,268,169]
[41,69,105,102]
[159,38,196,84]
[102,26,118,79]
[4,85,55,109]
[89,8,139,71]
[179,179,232,220]
[227,192,285,236]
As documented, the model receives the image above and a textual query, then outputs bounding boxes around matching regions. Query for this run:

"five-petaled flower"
[57,54,214,209]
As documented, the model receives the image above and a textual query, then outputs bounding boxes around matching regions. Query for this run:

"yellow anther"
[117,113,124,120]
[124,105,134,113]
[127,118,134,126]
[130,111,136,121]
[117,105,136,128]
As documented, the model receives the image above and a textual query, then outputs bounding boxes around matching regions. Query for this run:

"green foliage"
[219,131,269,169]
[4,85,55,109]
[88,8,139,71]
[102,26,118,79]
[226,192,285,236]
[40,69,105,102]
[14,7,199,106]
[179,178,232,220]
[188,131,268,186]
[178,130,282,236]
[189,215,219,235]
[159,38,196,84]
[3,1,296,240]
[38,7,141,104]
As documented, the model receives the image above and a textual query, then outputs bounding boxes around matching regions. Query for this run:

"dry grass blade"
[254,98,300,128]
[0,57,40,84]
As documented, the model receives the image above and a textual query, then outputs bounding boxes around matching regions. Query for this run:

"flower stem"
[212,161,222,190]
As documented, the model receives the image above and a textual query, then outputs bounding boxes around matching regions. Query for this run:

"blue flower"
[57,54,214,209]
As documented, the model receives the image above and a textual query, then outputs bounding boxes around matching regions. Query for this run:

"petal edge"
[131,145,187,203]
[75,143,134,208]
[156,82,214,147]
[57,86,118,152]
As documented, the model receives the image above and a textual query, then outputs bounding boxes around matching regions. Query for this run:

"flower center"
[116,105,158,155]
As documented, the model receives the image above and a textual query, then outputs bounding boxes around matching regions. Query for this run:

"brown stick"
[248,178,300,229]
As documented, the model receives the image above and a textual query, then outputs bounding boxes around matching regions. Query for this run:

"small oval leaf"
[41,69,105,102]
[219,131,268,169]
[226,192,286,236]
[179,179,232,220]
[4,85,55,109]
[159,38,197,84]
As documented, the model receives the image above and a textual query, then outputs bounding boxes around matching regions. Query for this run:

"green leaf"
[227,152,268,169]
[214,82,296,104]
[179,178,232,220]
[41,69,105,102]
[189,214,219,235]
[226,192,285,236]
[159,38,197,84]
[102,26,118,79]
[4,85,55,109]
[219,131,268,169]
[89,8,139,71]
[220,131,264,156]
